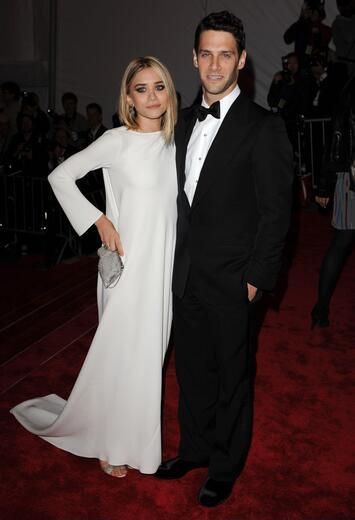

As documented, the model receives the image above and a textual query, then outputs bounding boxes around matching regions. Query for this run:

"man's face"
[62,99,77,117]
[193,30,246,103]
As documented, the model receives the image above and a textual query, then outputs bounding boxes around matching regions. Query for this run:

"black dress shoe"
[311,304,330,329]
[198,477,234,507]
[155,457,208,479]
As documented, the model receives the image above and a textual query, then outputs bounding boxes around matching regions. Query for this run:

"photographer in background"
[5,113,48,177]
[267,53,305,149]
[311,74,355,328]
[304,52,346,118]
[284,1,332,68]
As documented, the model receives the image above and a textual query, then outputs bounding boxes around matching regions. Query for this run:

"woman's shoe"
[100,460,128,478]
[311,304,330,329]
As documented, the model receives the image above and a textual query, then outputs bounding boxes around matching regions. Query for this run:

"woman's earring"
[129,104,136,117]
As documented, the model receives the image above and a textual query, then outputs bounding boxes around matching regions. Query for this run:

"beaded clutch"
[97,246,124,288]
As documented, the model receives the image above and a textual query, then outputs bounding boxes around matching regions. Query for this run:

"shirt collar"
[201,85,241,119]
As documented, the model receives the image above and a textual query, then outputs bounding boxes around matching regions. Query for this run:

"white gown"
[10,127,177,474]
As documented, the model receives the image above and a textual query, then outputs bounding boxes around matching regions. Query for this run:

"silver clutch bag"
[97,246,124,288]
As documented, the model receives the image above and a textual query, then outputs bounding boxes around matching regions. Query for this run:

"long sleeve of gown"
[48,130,120,236]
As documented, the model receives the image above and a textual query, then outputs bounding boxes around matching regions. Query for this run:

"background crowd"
[0,0,354,257]
[0,85,109,178]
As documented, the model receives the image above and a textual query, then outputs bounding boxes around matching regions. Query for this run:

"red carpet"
[0,210,354,520]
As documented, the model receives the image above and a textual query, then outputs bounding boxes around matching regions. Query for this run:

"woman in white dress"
[11,56,178,478]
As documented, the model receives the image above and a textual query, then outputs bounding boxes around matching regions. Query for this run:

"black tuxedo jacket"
[173,93,293,304]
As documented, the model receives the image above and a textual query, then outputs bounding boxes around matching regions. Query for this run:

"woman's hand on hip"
[95,214,124,255]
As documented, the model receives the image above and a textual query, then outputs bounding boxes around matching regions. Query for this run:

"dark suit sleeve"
[245,114,293,291]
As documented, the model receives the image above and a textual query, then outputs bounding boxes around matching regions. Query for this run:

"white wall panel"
[0,0,35,63]
[54,0,338,126]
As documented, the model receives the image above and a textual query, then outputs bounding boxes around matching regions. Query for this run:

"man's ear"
[193,49,198,68]
[238,50,247,70]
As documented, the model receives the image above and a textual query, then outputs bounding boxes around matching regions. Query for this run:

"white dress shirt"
[184,85,241,205]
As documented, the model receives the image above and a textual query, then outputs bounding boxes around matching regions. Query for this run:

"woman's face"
[127,67,169,129]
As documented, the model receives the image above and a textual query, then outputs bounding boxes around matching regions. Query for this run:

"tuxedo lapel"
[176,107,197,195]
[191,94,249,212]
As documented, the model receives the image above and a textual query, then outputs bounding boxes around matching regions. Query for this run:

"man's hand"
[95,214,124,255]
[247,283,258,302]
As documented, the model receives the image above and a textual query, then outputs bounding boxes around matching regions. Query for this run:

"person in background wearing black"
[0,112,11,165]
[81,102,107,226]
[331,0,355,78]
[284,1,331,69]
[267,52,305,149]
[300,52,346,190]
[85,103,107,145]
[311,74,355,328]
[0,81,21,137]
[47,127,76,173]
[305,53,338,118]
[6,112,48,176]
[59,92,88,151]
[21,92,50,137]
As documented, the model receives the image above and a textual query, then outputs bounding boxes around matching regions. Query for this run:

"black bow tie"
[196,101,220,122]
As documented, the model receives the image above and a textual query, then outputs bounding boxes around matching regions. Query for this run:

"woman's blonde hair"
[118,56,177,144]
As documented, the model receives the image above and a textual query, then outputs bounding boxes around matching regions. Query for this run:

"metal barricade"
[0,172,49,235]
[296,117,332,189]
[0,171,105,263]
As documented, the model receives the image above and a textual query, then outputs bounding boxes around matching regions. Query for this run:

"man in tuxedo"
[156,11,293,507]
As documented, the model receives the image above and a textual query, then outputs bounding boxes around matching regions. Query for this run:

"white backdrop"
[56,0,338,126]
[1,0,339,126]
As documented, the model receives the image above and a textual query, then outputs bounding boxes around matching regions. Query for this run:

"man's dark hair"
[194,11,246,54]
[62,92,78,104]
[86,102,102,114]
[1,81,21,101]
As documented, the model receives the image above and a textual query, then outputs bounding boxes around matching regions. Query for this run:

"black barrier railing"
[0,171,105,263]
[296,117,332,188]
[0,172,49,234]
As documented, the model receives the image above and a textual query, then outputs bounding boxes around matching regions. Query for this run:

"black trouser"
[317,228,355,310]
[173,278,253,482]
